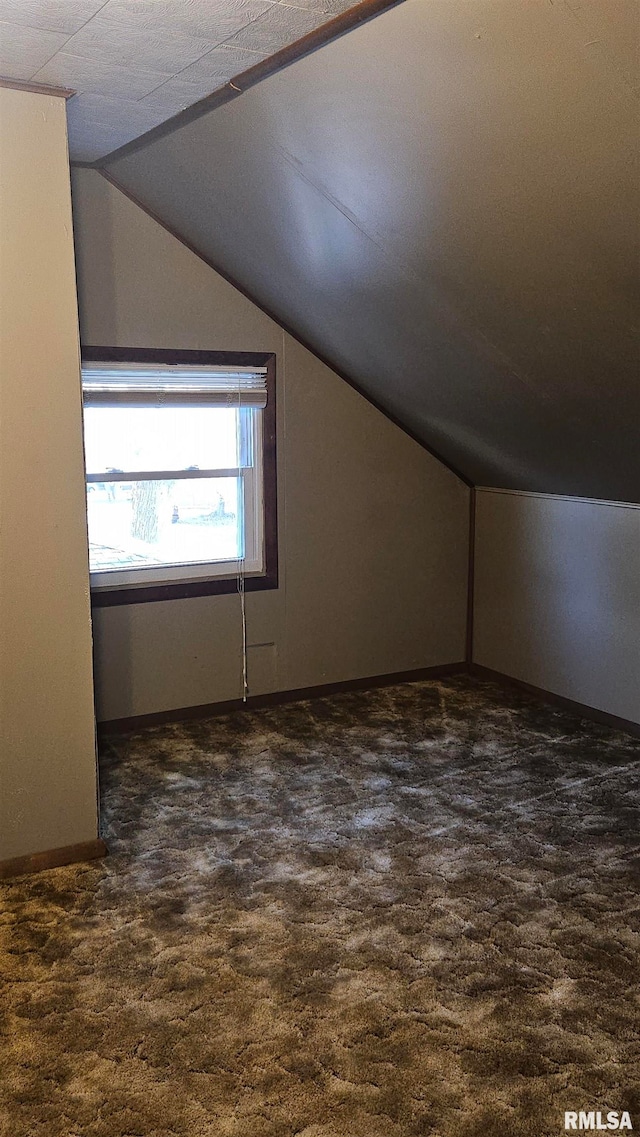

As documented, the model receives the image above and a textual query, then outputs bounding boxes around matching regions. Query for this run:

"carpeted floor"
[1,675,639,1137]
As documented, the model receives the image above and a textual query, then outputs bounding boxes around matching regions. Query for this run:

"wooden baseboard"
[469,663,640,739]
[0,838,107,882]
[98,662,467,735]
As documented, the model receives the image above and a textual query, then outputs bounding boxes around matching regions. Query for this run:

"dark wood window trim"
[82,347,278,607]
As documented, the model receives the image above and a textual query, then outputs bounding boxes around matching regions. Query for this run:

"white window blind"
[82,363,268,408]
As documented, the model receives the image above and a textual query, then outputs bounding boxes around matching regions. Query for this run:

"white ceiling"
[0,0,355,160]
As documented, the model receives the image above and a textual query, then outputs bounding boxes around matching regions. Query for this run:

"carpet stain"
[1,676,639,1136]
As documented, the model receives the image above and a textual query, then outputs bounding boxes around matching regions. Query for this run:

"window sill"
[90,568,278,607]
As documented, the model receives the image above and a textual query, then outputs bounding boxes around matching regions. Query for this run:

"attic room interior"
[1,0,639,1133]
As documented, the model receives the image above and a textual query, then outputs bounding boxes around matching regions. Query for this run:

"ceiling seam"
[24,0,113,82]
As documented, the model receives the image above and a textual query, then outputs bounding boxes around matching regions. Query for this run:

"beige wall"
[473,488,640,724]
[71,169,469,721]
[0,90,98,860]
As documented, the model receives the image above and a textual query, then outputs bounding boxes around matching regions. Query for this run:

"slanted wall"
[103,0,640,502]
[71,170,469,721]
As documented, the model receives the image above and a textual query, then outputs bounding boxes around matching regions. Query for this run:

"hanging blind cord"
[236,386,248,703]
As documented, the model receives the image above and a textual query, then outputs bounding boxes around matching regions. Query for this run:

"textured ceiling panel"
[0,0,355,159]
[0,0,105,34]
[33,53,171,101]
[67,92,167,137]
[93,0,276,39]
[59,18,217,71]
[104,0,640,500]
[218,3,333,52]
[0,20,66,76]
[155,42,270,89]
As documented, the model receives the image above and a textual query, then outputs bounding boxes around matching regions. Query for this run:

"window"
[81,348,277,606]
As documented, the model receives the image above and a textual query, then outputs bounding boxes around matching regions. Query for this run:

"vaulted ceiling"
[7,0,634,498]
[100,0,640,501]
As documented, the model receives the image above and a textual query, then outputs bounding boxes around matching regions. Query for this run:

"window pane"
[87,477,241,572]
[83,406,241,474]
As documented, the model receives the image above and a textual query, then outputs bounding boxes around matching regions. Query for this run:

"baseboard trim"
[0,838,108,882]
[470,663,640,739]
[97,662,467,735]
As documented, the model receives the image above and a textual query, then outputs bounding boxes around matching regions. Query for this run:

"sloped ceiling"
[103,0,640,500]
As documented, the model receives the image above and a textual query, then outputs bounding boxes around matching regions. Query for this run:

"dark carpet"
[1,676,639,1136]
